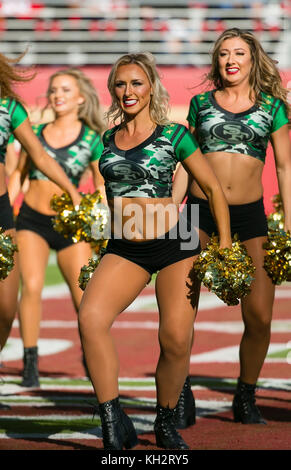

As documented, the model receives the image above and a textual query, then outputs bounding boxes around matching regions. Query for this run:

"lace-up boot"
[21,346,40,388]
[175,376,196,429]
[232,379,267,424]
[99,397,138,450]
[154,404,189,449]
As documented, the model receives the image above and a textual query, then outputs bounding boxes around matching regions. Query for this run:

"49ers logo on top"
[211,122,255,144]
[102,161,150,184]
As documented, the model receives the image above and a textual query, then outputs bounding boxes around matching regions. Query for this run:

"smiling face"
[114,63,153,117]
[218,37,253,87]
[48,74,85,116]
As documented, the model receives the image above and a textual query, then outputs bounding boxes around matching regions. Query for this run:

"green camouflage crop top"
[0,98,28,163]
[97,123,199,199]
[28,123,102,186]
[187,90,289,163]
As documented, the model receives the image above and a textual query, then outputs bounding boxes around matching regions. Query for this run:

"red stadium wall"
[16,66,291,214]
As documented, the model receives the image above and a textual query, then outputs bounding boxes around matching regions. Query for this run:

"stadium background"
[0,0,291,451]
[3,0,291,213]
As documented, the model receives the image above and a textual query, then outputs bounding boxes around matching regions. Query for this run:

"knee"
[0,306,16,349]
[159,329,191,360]
[21,278,43,299]
[0,307,16,330]
[78,303,108,339]
[244,307,272,336]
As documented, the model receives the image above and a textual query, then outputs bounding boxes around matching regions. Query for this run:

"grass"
[44,251,156,288]
[44,263,65,286]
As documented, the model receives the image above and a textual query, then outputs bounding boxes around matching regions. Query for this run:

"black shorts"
[16,201,75,251]
[0,192,15,230]
[105,216,201,276]
[186,194,268,242]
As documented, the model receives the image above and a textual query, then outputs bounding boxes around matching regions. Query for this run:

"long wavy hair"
[106,52,170,126]
[207,28,289,111]
[0,50,35,102]
[45,68,105,134]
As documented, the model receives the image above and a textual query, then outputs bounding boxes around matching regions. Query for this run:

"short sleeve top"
[0,98,28,163]
[97,123,199,199]
[28,122,103,186]
[187,90,289,163]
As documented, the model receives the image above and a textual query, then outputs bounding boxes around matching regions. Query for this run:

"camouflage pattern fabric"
[187,90,288,163]
[99,123,199,199]
[29,123,102,186]
[0,98,28,162]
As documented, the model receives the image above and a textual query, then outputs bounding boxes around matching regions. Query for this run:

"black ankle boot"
[154,404,189,449]
[99,397,138,450]
[175,376,196,429]
[21,346,40,388]
[232,379,267,424]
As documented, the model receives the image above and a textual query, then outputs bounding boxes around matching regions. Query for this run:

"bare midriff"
[108,196,179,242]
[23,180,65,215]
[190,151,264,205]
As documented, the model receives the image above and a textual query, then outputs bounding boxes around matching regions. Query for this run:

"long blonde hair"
[106,52,170,126]
[207,28,289,111]
[46,68,105,134]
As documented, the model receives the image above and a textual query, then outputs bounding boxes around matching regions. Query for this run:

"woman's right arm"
[7,147,30,205]
[13,119,81,207]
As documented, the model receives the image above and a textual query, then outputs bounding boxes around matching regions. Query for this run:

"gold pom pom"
[78,247,107,291]
[50,190,109,250]
[0,228,18,281]
[267,194,284,231]
[263,229,291,285]
[264,193,291,284]
[50,192,77,239]
[192,234,256,306]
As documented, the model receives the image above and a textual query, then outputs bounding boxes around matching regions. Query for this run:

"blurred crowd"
[0,0,290,63]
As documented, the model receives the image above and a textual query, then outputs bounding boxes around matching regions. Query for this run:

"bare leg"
[240,236,275,384]
[0,228,19,350]
[57,241,92,312]
[153,255,199,449]
[189,229,209,347]
[17,230,49,347]
[78,254,150,403]
[155,256,199,408]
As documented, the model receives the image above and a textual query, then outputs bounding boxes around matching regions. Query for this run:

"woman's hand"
[70,188,82,208]
[219,237,233,250]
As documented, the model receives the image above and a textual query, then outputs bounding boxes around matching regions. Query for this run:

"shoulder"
[161,122,187,138]
[161,123,192,148]
[260,92,286,114]
[102,126,118,144]
[190,90,212,108]
[0,98,18,113]
[31,123,45,135]
[82,124,102,146]
[0,99,28,130]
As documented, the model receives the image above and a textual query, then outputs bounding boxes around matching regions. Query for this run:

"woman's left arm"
[271,124,291,232]
[90,160,107,204]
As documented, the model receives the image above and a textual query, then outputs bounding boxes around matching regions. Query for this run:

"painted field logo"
[102,161,150,184]
[211,122,255,144]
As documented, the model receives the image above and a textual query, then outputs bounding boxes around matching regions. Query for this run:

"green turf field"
[45,252,65,286]
[45,251,157,288]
